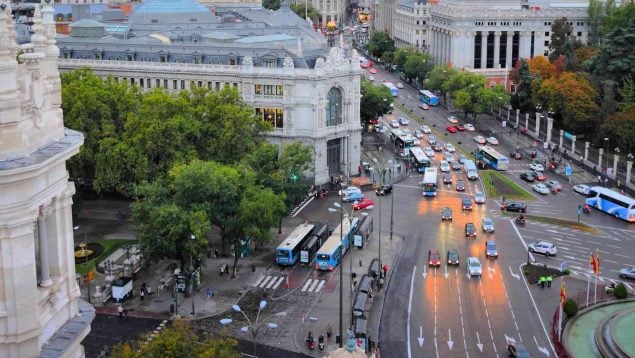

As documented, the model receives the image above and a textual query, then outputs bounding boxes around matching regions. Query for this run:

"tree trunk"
[232,241,239,279]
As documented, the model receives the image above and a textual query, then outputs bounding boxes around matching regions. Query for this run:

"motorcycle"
[315,189,328,199]
[318,335,325,351]
[515,216,526,225]
[582,205,591,215]
[306,333,315,350]
[605,283,616,294]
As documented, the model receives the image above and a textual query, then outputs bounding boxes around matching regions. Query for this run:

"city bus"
[475,146,509,171]
[389,129,415,158]
[315,218,360,271]
[419,90,439,106]
[585,187,635,222]
[463,159,478,180]
[276,223,315,265]
[421,167,438,196]
[383,82,399,97]
[300,224,329,265]
[410,147,431,173]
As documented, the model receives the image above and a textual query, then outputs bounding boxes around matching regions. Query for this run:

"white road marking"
[272,277,285,289]
[407,265,417,358]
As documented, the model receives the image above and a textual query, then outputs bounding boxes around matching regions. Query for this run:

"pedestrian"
[353,279,358,290]
[225,264,229,275]
[547,275,553,288]
[206,288,213,299]
[214,248,219,258]
[118,305,124,320]
[593,165,597,174]
[379,277,384,290]
[358,165,362,176]
[146,285,153,296]
[382,264,388,278]
[539,276,546,288]
[326,324,333,340]
[140,288,145,304]
[123,308,128,319]
[598,175,602,184]
[219,264,224,277]
[502,196,505,203]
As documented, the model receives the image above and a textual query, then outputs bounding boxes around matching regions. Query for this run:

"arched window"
[326,87,343,126]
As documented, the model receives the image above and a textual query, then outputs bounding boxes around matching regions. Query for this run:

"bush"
[615,283,628,299]
[563,298,578,317]
[562,268,570,275]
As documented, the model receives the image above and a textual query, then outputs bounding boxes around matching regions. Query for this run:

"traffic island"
[522,263,565,287]
[479,170,534,200]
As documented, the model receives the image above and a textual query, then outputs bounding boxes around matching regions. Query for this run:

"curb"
[377,234,406,351]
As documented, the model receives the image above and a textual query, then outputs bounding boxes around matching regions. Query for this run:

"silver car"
[467,257,482,277]
[474,191,486,204]
[482,217,495,233]
[619,267,635,279]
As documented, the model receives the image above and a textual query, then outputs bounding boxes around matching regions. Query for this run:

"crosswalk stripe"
[301,279,313,292]
[254,275,266,287]
[266,276,279,288]
[315,280,326,292]
[259,276,272,288]
[272,277,285,289]
[309,279,320,292]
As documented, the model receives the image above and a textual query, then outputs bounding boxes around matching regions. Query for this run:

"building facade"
[0,1,92,357]
[392,0,430,49]
[55,0,362,185]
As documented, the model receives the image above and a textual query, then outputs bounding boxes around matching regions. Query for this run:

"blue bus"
[383,82,399,97]
[419,90,439,106]
[315,218,360,271]
[475,146,509,171]
[276,223,315,265]
[463,159,478,180]
[421,167,438,196]
[585,187,635,222]
[410,147,431,173]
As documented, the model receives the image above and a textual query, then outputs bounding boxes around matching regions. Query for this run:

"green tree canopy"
[290,3,319,23]
[262,0,280,10]
[367,32,396,60]
[601,104,635,154]
[360,78,393,123]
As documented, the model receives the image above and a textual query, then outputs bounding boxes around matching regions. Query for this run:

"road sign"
[565,166,572,176]
[560,261,568,272]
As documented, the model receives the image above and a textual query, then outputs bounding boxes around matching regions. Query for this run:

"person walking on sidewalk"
[118,305,124,320]
[379,277,384,290]
[382,264,388,278]
[539,276,546,288]
[326,324,333,340]
[547,275,553,288]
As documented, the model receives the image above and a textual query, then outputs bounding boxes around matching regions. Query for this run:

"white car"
[390,120,400,128]
[447,116,458,124]
[573,184,591,195]
[466,257,482,277]
[421,125,432,134]
[368,75,375,81]
[399,117,410,126]
[532,183,550,195]
[444,143,456,153]
[474,191,486,204]
[529,162,544,172]
[486,137,499,145]
[464,123,475,131]
[440,160,451,172]
[528,241,557,256]
[414,130,424,139]
[420,103,430,110]
[473,135,486,144]
[424,147,435,157]
[396,82,404,89]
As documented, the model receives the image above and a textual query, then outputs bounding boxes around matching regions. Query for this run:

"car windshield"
[483,219,492,225]
[467,224,475,230]
[469,260,480,267]
[430,252,440,259]
[463,198,471,204]
[443,209,451,215]
[449,251,458,259]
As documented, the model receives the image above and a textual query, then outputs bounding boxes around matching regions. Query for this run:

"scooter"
[515,216,526,225]
[605,283,616,294]
[306,333,315,350]
[318,335,325,351]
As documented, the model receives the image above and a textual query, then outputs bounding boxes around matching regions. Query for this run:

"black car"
[447,249,460,265]
[376,184,393,195]
[443,173,453,184]
[507,343,530,358]
[465,223,477,238]
[502,202,527,213]
[456,179,465,191]
[520,172,535,182]
[442,207,453,221]
[461,197,473,210]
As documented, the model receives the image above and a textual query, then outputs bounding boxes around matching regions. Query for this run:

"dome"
[128,0,216,25]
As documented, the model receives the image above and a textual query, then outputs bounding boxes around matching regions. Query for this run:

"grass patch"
[501,212,598,233]
[75,239,136,276]
[480,170,534,200]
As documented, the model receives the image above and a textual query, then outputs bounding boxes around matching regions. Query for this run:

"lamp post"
[220,301,286,357]
[604,138,609,174]
[190,234,196,316]
[372,158,392,272]
[329,204,368,328]
[74,226,91,303]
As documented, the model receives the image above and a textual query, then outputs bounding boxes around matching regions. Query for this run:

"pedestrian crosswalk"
[252,275,326,293]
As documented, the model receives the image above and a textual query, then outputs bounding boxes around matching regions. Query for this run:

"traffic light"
[290,173,298,183]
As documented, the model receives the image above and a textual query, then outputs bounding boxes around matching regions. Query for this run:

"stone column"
[481,32,488,69]
[506,31,513,69]
[613,154,619,178]
[584,142,590,161]
[626,161,633,184]
[519,31,532,58]
[598,148,604,169]
[38,206,53,287]
[546,117,553,144]
[493,32,501,68]
[525,113,529,130]
[535,112,541,138]
[571,135,577,156]
[559,130,564,149]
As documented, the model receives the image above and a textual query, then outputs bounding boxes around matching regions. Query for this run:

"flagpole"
[558,278,564,341]
[586,275,590,306]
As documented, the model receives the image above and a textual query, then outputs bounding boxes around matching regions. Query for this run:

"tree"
[367,32,395,60]
[360,78,393,123]
[589,16,635,87]
[587,0,606,46]
[111,320,239,358]
[549,18,574,63]
[290,3,319,24]
[614,282,628,299]
[426,66,459,105]
[403,52,433,86]
[262,0,280,10]
[527,56,558,80]
[617,76,635,110]
[392,47,411,71]
[601,104,635,154]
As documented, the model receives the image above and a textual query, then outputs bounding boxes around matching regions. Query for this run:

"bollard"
[251,264,256,273]
[359,259,363,267]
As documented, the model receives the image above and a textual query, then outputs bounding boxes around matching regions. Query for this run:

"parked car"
[428,134,437,145]
[531,171,547,181]
[482,217,495,233]
[424,147,435,157]
[369,68,378,74]
[455,124,465,131]
[390,119,400,128]
[464,123,475,131]
[375,184,393,195]
[529,162,544,172]
[473,135,487,144]
[462,197,473,210]
[421,125,432,134]
[545,180,562,191]
[486,137,499,145]
[573,184,591,195]
[443,151,454,162]
[447,249,460,266]
[485,240,498,258]
[619,267,635,279]
[502,202,527,213]
[434,143,443,152]
[444,143,456,152]
[520,172,535,182]
[428,249,441,267]
[353,198,375,210]
[440,160,451,172]
[465,223,477,237]
[342,191,364,202]
[466,257,482,277]
[396,82,404,89]
[474,191,485,204]
[399,117,410,126]
[368,75,375,81]
[420,103,430,110]
[528,241,557,256]
[443,173,453,184]
[442,207,453,221]
[532,183,550,195]
[446,125,458,133]
[456,179,465,191]
[447,116,458,124]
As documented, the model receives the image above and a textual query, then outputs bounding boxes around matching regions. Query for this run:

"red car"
[353,198,375,210]
[428,249,441,267]
[455,124,466,131]
[369,68,378,74]
[531,171,547,181]
[446,125,458,133]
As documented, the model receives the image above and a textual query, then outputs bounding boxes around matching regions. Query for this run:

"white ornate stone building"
[56,0,362,185]
[0,1,92,357]
[392,0,430,50]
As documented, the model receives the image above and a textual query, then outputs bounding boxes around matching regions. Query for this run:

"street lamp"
[329,203,368,329]
[220,301,286,357]
[190,234,196,316]
[372,158,392,272]
[604,138,609,174]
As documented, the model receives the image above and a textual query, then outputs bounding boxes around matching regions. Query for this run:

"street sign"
[560,261,568,272]
[565,166,572,176]
[543,142,549,149]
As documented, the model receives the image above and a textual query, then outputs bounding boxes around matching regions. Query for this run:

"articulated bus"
[475,146,509,171]
[382,82,399,97]
[421,167,438,196]
[315,218,360,271]
[585,187,635,222]
[410,147,431,173]
[419,90,439,106]
[276,223,315,266]
[389,129,415,158]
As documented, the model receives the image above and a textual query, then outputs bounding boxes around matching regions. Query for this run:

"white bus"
[275,223,315,266]
[475,146,509,171]
[585,187,635,222]
[382,82,399,97]
[421,167,438,196]
[410,147,431,173]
